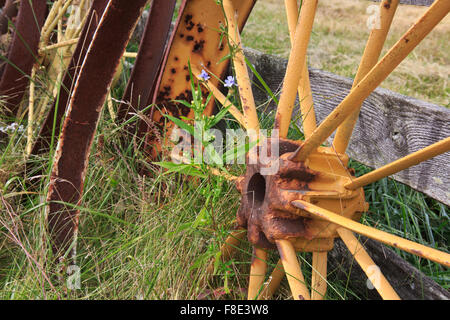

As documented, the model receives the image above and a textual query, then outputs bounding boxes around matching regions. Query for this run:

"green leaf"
[218,53,232,64]
[192,207,210,228]
[166,222,192,238]
[172,99,194,109]
[245,56,279,104]
[153,161,207,178]
[213,250,222,275]
[223,138,258,164]
[208,104,231,128]
[204,144,223,167]
[163,114,194,136]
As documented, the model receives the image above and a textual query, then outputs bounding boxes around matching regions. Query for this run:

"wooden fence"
[244,48,450,207]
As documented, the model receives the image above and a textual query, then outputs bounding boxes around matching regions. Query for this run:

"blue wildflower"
[199,69,210,81]
[224,75,236,88]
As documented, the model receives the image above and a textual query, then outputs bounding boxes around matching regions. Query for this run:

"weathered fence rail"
[244,47,450,207]
[371,0,434,6]
[329,236,450,299]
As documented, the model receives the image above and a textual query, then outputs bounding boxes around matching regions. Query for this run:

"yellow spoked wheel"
[190,0,450,300]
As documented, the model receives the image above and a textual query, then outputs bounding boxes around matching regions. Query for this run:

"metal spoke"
[274,0,318,138]
[292,0,450,161]
[291,200,450,267]
[345,137,450,190]
[284,0,317,138]
[219,230,246,262]
[337,228,400,300]
[205,230,246,277]
[333,0,399,153]
[223,0,260,132]
[248,247,268,299]
[276,239,311,300]
[311,251,327,300]
[260,260,285,300]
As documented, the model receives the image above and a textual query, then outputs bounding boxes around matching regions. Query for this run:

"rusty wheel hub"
[236,138,369,252]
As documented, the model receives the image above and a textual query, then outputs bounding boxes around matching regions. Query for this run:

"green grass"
[0,0,449,300]
[1,93,448,300]
[242,0,450,107]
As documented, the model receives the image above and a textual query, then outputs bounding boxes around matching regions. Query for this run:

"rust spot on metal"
[348,168,356,176]
[185,14,195,31]
[193,40,205,53]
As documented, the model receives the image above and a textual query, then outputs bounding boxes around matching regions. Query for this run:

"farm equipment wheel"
[3,0,448,300]
[174,0,449,300]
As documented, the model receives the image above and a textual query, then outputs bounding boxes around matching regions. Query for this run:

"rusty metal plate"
[116,0,177,125]
[46,0,148,254]
[0,0,47,117]
[144,0,257,157]
[0,0,18,35]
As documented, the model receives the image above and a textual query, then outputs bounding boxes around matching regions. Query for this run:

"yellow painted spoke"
[276,239,311,300]
[345,137,450,190]
[122,52,138,58]
[275,0,318,138]
[223,0,260,132]
[284,0,317,138]
[291,200,450,267]
[40,0,73,47]
[206,229,246,275]
[333,0,399,153]
[337,228,400,300]
[26,67,36,155]
[311,251,327,300]
[260,259,285,300]
[248,247,268,300]
[293,0,450,161]
[39,38,80,54]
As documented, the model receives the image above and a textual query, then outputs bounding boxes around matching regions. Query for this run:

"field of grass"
[0,0,449,300]
[242,0,450,107]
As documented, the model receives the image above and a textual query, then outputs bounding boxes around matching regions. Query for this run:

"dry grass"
[242,0,449,106]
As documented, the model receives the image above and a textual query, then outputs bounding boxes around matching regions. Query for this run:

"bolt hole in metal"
[247,172,266,208]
